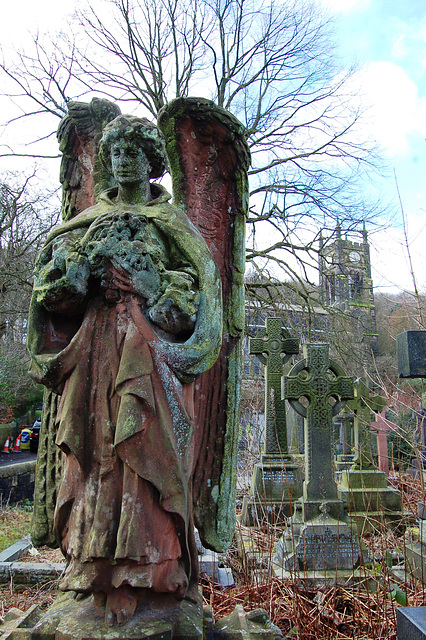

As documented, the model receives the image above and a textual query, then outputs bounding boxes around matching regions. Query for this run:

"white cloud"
[317,0,370,15]
[352,61,426,157]
[1,0,77,46]
[371,216,426,293]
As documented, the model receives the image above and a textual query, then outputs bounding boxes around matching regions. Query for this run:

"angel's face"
[110,139,152,185]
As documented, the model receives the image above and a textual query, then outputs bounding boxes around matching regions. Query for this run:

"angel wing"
[57,98,121,221]
[158,98,251,552]
[32,98,121,546]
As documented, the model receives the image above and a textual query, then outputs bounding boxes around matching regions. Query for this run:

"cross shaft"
[283,343,353,503]
[249,317,299,456]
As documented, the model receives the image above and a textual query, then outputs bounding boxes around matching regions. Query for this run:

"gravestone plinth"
[242,454,304,525]
[337,379,403,531]
[241,318,302,526]
[274,504,361,574]
[274,344,362,580]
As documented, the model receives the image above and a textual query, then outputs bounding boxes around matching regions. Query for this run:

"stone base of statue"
[28,590,204,640]
[338,469,404,532]
[273,499,362,581]
[240,455,303,526]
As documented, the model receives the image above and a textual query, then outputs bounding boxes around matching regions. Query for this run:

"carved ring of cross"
[286,358,350,419]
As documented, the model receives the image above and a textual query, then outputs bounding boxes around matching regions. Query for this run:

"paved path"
[0,451,37,468]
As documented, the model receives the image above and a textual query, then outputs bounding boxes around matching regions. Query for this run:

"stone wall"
[0,461,35,505]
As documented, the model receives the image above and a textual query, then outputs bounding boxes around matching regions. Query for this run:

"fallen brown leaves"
[201,575,405,639]
[0,581,57,619]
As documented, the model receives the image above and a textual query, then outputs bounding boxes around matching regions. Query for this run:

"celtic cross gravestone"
[241,317,303,526]
[283,342,353,520]
[275,343,362,575]
[249,317,299,457]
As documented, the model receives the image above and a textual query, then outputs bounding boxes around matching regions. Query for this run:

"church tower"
[319,224,378,357]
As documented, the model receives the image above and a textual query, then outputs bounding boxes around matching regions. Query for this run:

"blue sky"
[320,0,426,292]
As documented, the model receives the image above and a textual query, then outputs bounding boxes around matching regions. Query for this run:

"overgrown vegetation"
[1,476,425,638]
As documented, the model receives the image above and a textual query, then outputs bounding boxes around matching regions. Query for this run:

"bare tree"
[0,173,59,413]
[0,0,385,313]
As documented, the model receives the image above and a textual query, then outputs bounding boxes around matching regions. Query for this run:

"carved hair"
[100,115,167,179]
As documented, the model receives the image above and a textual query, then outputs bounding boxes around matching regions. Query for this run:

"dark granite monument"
[27,98,250,638]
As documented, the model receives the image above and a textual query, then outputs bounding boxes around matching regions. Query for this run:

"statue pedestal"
[30,590,204,640]
[338,469,404,532]
[240,455,303,526]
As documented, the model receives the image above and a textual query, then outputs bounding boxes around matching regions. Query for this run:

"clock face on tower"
[349,250,361,264]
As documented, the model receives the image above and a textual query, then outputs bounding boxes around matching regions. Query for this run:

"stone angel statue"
[27,97,249,630]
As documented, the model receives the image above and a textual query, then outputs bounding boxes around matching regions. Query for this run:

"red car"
[30,419,41,453]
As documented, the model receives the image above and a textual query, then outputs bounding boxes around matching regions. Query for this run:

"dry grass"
[0,582,58,620]
[0,504,32,552]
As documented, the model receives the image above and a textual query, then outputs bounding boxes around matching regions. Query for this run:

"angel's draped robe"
[27,186,222,596]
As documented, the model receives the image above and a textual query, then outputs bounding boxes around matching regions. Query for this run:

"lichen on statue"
[27,115,222,626]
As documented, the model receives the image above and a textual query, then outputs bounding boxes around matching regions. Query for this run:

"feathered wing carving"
[158,97,250,551]
[32,98,121,546]
[57,98,121,221]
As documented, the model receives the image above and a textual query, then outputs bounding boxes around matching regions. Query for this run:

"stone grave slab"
[397,607,426,640]
[0,604,42,640]
[213,605,283,639]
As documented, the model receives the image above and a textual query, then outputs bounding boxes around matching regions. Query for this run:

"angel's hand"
[149,297,196,335]
[106,266,134,292]
[131,263,161,303]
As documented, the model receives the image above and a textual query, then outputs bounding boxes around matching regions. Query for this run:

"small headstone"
[241,317,302,526]
[334,409,355,476]
[372,411,391,474]
[397,331,426,378]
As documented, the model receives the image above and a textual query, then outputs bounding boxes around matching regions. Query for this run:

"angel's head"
[100,115,167,180]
